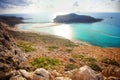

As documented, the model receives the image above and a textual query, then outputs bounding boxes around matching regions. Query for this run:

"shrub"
[72,54,84,60]
[31,57,61,69]
[66,48,73,53]
[17,41,35,52]
[48,46,58,51]
[82,57,96,63]
[88,63,101,71]
[65,64,78,71]
[101,58,120,67]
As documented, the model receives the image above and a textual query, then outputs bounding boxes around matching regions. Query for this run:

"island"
[54,13,103,23]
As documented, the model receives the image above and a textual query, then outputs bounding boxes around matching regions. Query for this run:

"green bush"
[101,58,120,67]
[17,41,35,52]
[66,48,73,53]
[82,57,96,63]
[31,57,61,69]
[65,64,78,71]
[88,63,101,71]
[48,46,58,51]
[72,54,84,60]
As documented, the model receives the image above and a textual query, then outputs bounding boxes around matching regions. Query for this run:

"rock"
[102,66,120,78]
[51,70,62,77]
[70,65,104,80]
[55,77,72,80]
[19,69,32,79]
[106,76,120,80]
[0,22,27,79]
[33,68,50,80]
[54,13,103,23]
[10,75,26,80]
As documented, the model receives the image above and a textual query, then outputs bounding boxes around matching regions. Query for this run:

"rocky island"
[54,13,103,23]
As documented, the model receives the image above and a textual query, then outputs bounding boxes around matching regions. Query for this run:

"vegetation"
[65,64,78,71]
[17,41,36,52]
[82,57,96,63]
[48,46,58,51]
[66,47,73,53]
[101,58,120,67]
[72,54,84,60]
[88,63,101,71]
[72,54,96,62]
[31,57,61,69]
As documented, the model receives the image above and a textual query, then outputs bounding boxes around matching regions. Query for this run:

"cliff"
[54,13,103,23]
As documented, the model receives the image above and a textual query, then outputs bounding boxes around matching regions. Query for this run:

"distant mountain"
[54,13,103,23]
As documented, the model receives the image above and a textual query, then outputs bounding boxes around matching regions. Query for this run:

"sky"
[0,0,120,14]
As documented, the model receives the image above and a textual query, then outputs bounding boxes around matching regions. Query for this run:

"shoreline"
[11,24,92,47]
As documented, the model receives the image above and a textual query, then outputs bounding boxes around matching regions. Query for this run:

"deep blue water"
[1,13,120,47]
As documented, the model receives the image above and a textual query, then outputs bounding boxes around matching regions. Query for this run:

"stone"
[102,66,120,78]
[19,69,32,79]
[10,75,26,80]
[70,65,104,80]
[51,70,62,77]
[34,68,50,80]
[55,77,72,80]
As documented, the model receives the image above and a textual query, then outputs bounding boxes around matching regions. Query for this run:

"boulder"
[70,65,104,80]
[102,66,120,78]
[10,75,26,80]
[33,68,50,80]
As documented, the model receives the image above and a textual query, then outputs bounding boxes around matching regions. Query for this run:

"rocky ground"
[0,20,120,80]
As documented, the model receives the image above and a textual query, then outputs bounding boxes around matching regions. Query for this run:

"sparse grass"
[17,41,36,52]
[82,57,96,63]
[72,54,84,60]
[65,64,78,71]
[101,58,120,67]
[66,47,73,53]
[72,54,96,63]
[31,57,61,69]
[48,46,58,51]
[88,63,101,71]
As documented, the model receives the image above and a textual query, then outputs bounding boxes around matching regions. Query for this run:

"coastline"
[9,24,120,62]
[12,24,92,47]
[1,16,120,79]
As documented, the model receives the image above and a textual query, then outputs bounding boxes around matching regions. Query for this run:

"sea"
[1,12,120,47]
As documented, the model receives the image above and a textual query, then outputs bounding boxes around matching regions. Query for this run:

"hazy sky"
[0,0,120,14]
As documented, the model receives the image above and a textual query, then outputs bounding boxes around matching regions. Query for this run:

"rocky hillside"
[0,22,27,80]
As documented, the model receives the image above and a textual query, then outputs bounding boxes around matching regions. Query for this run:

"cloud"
[0,0,120,14]
[73,1,79,7]
[0,0,30,9]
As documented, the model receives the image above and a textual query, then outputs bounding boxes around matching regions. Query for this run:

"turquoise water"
[15,13,120,47]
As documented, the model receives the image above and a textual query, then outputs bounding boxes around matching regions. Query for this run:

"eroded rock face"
[0,22,27,79]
